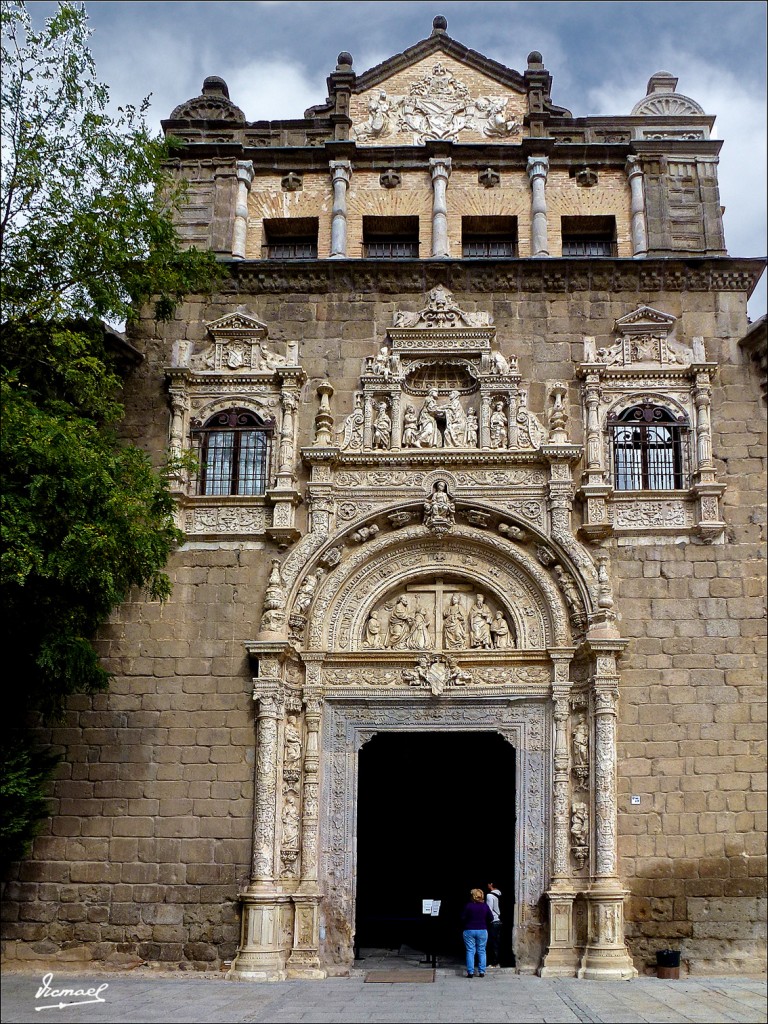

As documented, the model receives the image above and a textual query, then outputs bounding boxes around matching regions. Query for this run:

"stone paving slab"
[1,969,766,1024]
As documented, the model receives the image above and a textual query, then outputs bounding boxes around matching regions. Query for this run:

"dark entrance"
[355,731,516,964]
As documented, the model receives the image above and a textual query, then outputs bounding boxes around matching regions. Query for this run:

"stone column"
[625,156,648,258]
[167,388,188,489]
[230,686,289,981]
[578,643,637,980]
[329,161,351,258]
[277,392,298,484]
[479,392,492,449]
[363,395,374,450]
[507,392,518,449]
[390,387,403,451]
[694,379,713,470]
[527,155,549,257]
[232,160,254,259]
[288,684,325,979]
[429,157,452,258]
[541,653,580,977]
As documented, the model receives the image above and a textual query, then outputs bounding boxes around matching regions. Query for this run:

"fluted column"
[625,156,648,257]
[232,160,254,259]
[329,160,351,258]
[527,155,549,257]
[429,157,452,258]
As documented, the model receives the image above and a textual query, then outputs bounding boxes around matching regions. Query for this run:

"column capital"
[429,156,452,180]
[527,154,549,182]
[625,154,642,179]
[329,159,352,184]
[236,159,255,185]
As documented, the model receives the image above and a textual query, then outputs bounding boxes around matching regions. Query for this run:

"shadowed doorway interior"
[355,731,516,965]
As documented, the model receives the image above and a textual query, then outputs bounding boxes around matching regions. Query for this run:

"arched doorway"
[355,731,516,964]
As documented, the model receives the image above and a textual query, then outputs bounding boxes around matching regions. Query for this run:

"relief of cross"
[405,578,475,650]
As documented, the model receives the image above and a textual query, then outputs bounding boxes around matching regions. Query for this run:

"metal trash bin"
[656,949,681,979]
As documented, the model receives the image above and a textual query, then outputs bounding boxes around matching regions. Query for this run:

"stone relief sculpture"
[363,611,383,649]
[570,802,589,868]
[402,404,419,447]
[337,394,364,451]
[469,593,494,649]
[443,594,467,650]
[466,408,479,447]
[283,716,303,775]
[490,610,513,649]
[385,595,413,649]
[372,402,392,449]
[294,568,325,616]
[572,712,590,790]
[353,65,521,145]
[516,395,548,448]
[393,286,492,329]
[442,390,468,447]
[416,390,442,448]
[260,559,286,633]
[553,565,587,633]
[489,401,509,449]
[423,481,455,535]
[408,604,433,650]
[281,792,300,850]
[402,654,472,696]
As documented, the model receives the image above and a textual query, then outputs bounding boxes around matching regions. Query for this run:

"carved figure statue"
[416,389,442,448]
[490,349,511,374]
[572,713,589,789]
[490,610,513,649]
[372,402,392,449]
[386,596,413,649]
[295,568,324,615]
[441,389,468,447]
[369,345,392,378]
[570,802,589,867]
[403,656,431,687]
[356,90,393,142]
[554,565,587,632]
[466,408,479,448]
[408,604,433,651]
[402,404,419,448]
[337,394,364,451]
[445,656,472,686]
[423,481,455,535]
[489,401,508,449]
[443,594,467,650]
[469,594,493,649]
[284,716,303,770]
[363,610,382,649]
[516,395,547,448]
[281,793,300,849]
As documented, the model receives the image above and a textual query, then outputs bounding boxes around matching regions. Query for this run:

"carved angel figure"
[337,395,364,451]
[443,594,467,651]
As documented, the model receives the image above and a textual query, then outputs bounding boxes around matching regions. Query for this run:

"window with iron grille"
[263,217,318,259]
[194,410,273,496]
[561,215,616,257]
[462,216,518,258]
[363,216,419,258]
[608,403,688,491]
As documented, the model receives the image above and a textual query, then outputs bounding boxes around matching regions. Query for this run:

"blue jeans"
[463,929,487,975]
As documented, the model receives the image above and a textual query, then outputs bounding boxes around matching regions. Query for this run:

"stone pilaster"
[232,160,254,259]
[527,155,549,256]
[578,641,636,981]
[429,157,451,258]
[625,155,648,257]
[329,161,351,258]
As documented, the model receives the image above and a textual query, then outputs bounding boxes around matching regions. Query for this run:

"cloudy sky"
[29,0,768,315]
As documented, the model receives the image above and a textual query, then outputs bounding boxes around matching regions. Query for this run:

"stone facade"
[1,17,765,979]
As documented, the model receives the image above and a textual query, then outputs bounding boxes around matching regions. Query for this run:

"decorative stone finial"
[432,15,448,33]
[336,51,353,69]
[646,71,678,95]
[202,76,230,98]
[527,51,544,68]
[313,382,334,446]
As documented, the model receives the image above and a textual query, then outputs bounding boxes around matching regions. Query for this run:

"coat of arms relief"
[353,62,522,144]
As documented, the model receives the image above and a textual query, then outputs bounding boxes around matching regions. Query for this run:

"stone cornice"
[222,257,766,298]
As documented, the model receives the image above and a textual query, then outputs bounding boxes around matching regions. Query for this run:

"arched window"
[608,403,688,491]
[194,409,272,496]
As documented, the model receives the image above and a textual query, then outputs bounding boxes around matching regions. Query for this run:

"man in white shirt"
[486,881,502,967]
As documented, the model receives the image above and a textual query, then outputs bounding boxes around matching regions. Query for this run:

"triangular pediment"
[354,31,526,96]
[614,305,677,334]
[206,312,269,340]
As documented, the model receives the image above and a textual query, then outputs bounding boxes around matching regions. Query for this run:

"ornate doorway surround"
[228,290,637,982]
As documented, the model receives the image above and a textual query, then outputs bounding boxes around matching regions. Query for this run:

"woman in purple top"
[461,888,494,978]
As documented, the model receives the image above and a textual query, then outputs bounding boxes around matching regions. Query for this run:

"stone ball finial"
[337,51,353,69]
[527,51,544,67]
[432,15,448,33]
[202,76,230,99]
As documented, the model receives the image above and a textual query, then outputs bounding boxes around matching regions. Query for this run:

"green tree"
[0,0,222,866]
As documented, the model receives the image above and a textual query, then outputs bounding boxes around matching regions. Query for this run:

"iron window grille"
[363,240,419,258]
[263,241,318,260]
[608,403,689,491]
[462,238,517,257]
[562,236,615,257]
[192,410,273,496]
[561,215,616,257]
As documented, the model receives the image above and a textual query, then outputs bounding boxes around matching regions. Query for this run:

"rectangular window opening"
[561,215,616,257]
[462,216,518,258]
[363,216,419,258]
[263,217,318,259]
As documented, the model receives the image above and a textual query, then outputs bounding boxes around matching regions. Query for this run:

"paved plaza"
[2,957,766,1024]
